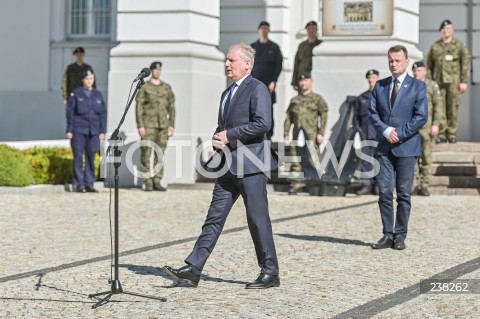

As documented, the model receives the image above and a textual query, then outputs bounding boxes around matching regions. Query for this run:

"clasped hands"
[387,128,399,144]
[213,131,229,149]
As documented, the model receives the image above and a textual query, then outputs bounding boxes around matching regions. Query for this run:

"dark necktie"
[390,78,399,107]
[222,84,236,119]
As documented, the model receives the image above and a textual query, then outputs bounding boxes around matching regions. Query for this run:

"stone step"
[429,175,480,188]
[432,164,479,177]
[433,142,480,153]
[425,186,480,196]
[432,152,476,164]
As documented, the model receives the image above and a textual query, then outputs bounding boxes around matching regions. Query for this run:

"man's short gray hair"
[230,43,256,70]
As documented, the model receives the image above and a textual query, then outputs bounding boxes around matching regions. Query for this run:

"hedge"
[0,144,34,186]
[22,146,101,185]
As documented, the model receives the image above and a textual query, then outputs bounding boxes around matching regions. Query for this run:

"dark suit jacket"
[368,74,428,157]
[217,75,277,175]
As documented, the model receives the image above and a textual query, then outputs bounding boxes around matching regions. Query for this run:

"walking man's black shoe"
[245,273,280,289]
[163,265,200,287]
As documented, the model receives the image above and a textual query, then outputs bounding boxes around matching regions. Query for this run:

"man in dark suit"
[368,45,428,250]
[164,44,280,289]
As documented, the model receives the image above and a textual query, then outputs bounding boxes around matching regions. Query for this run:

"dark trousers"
[267,102,274,140]
[71,133,99,187]
[185,171,279,275]
[376,153,416,240]
[360,145,377,189]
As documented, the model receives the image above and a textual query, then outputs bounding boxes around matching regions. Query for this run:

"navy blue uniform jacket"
[353,90,377,140]
[66,87,107,135]
[368,74,428,157]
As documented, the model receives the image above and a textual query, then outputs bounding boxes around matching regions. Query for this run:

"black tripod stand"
[88,77,167,309]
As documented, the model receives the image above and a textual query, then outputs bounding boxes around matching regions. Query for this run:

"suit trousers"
[376,153,416,240]
[185,171,279,276]
[71,133,99,187]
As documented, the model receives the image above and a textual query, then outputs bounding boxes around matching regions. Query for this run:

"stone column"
[108,0,225,185]
[313,0,423,141]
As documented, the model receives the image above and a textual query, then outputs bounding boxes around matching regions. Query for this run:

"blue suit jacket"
[217,75,277,175]
[368,74,428,157]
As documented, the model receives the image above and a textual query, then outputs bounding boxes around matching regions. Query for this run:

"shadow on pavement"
[277,233,371,247]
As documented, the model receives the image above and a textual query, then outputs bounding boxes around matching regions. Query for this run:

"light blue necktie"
[222,84,236,119]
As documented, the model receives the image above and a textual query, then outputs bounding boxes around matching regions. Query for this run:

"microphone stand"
[88,77,167,308]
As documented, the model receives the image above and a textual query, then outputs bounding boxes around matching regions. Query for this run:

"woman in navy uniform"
[66,70,107,192]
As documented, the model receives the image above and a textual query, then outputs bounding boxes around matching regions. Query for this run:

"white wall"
[0,1,50,91]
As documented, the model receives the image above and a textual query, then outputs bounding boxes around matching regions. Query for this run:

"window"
[69,0,111,37]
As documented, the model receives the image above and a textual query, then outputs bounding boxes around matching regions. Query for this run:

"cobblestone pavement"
[0,184,479,319]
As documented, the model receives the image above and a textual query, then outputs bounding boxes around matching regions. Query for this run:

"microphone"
[133,68,151,82]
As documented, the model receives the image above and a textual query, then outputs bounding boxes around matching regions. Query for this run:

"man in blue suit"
[369,45,428,250]
[164,44,280,289]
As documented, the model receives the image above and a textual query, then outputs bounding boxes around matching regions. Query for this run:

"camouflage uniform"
[291,39,322,87]
[414,79,444,189]
[61,63,95,100]
[284,92,328,172]
[135,81,175,187]
[427,37,471,140]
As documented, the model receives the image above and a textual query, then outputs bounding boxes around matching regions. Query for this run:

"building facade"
[0,0,478,184]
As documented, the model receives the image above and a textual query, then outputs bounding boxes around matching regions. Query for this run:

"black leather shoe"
[76,185,86,193]
[371,236,393,249]
[371,187,379,195]
[163,265,200,287]
[393,238,406,250]
[245,273,280,289]
[153,183,167,191]
[85,186,98,193]
[419,187,430,196]
[356,186,371,195]
[448,137,457,143]
[143,184,153,192]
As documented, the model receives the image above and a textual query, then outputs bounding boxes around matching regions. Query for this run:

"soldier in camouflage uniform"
[135,61,176,191]
[291,21,322,90]
[427,19,471,143]
[284,72,328,194]
[412,61,444,196]
[61,47,95,106]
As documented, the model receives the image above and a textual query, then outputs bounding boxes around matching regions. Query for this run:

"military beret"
[365,69,379,78]
[81,69,94,78]
[258,21,270,29]
[73,47,85,55]
[439,19,452,31]
[298,72,312,81]
[412,61,426,70]
[150,61,162,70]
[305,20,318,28]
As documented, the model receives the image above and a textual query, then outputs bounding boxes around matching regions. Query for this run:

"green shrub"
[0,144,33,186]
[23,147,74,184]
[23,146,101,185]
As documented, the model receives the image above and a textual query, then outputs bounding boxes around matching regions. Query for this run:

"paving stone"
[0,186,479,318]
